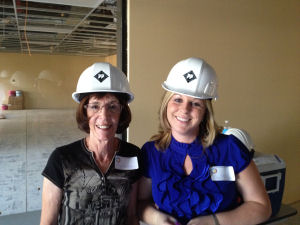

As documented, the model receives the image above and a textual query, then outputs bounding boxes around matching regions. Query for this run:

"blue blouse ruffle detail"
[142,134,252,224]
[155,137,223,218]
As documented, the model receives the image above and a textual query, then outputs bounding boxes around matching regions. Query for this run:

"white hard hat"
[72,62,134,103]
[162,57,218,99]
[223,128,255,151]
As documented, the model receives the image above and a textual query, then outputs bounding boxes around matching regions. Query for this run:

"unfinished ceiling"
[0,0,119,56]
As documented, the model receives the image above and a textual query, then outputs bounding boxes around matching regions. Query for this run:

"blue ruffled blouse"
[141,134,251,224]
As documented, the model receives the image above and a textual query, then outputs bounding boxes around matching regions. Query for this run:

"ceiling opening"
[0,0,119,56]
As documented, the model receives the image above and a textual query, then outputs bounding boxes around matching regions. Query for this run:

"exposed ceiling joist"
[0,0,118,56]
[24,0,104,8]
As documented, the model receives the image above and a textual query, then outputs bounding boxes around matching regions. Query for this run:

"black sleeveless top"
[42,139,142,225]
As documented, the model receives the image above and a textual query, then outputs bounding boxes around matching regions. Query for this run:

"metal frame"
[0,0,118,56]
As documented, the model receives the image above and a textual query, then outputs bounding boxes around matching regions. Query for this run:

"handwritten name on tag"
[115,155,139,170]
[210,166,235,181]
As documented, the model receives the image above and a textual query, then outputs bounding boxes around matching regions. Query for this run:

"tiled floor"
[0,210,41,225]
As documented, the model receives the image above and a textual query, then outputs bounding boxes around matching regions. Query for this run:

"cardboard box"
[8,95,23,104]
[253,152,286,216]
[8,104,23,110]
[8,96,24,110]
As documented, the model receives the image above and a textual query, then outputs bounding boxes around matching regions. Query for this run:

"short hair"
[151,91,221,151]
[76,92,131,134]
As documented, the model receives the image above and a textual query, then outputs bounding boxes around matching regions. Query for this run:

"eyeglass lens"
[85,103,121,114]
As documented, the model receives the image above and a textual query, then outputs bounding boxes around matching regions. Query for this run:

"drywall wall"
[0,109,84,216]
[0,53,116,109]
[128,0,300,203]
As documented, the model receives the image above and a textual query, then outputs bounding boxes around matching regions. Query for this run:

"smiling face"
[167,94,206,143]
[86,93,121,142]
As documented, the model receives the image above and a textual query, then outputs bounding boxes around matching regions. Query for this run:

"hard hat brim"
[162,82,217,100]
[72,90,134,103]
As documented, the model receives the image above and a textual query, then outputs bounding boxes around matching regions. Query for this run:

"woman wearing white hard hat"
[138,57,271,225]
[40,62,142,225]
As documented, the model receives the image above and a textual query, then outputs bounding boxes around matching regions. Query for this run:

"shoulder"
[141,140,156,150]
[119,140,141,157]
[49,139,83,160]
[56,139,83,151]
[211,133,248,151]
[141,141,158,156]
[140,141,162,164]
[207,134,252,172]
[213,133,234,144]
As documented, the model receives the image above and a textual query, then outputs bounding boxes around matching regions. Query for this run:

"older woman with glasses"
[40,63,142,225]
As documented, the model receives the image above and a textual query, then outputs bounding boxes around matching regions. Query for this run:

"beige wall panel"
[106,54,117,66]
[0,53,116,109]
[128,0,300,203]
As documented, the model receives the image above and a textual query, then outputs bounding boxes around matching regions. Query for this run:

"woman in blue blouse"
[138,57,271,225]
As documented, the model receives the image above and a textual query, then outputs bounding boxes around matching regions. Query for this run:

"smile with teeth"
[176,116,190,122]
[96,124,111,129]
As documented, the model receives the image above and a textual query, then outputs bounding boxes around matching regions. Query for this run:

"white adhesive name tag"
[115,155,139,170]
[210,166,235,181]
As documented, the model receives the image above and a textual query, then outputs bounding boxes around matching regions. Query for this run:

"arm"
[187,161,272,225]
[40,177,63,225]
[127,181,140,225]
[138,176,180,225]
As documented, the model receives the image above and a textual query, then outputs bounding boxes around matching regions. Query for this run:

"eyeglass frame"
[84,102,123,114]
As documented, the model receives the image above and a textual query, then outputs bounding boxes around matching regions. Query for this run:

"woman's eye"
[91,105,100,110]
[174,98,182,103]
[108,104,117,110]
[192,102,203,108]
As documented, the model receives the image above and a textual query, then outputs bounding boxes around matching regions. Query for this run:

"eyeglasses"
[84,102,122,114]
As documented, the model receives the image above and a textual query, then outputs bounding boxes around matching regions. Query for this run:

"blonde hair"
[151,91,221,151]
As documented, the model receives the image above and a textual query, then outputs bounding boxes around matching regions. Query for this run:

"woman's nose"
[179,102,191,112]
[96,106,110,116]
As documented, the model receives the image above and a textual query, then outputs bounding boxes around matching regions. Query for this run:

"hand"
[155,211,181,225]
[187,215,213,225]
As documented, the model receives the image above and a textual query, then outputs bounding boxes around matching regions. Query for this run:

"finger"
[168,217,181,225]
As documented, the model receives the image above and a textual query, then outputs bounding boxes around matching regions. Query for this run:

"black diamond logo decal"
[183,70,196,83]
[94,70,109,82]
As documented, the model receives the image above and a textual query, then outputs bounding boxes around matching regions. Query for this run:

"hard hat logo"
[183,70,196,83]
[94,70,109,83]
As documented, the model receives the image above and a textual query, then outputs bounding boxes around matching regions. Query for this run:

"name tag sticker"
[115,155,139,170]
[210,166,235,181]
